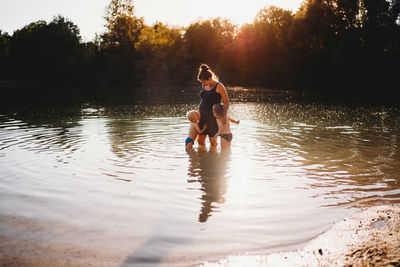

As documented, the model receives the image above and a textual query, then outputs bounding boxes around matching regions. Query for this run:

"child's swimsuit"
[185,137,195,146]
[220,133,233,142]
[198,82,221,137]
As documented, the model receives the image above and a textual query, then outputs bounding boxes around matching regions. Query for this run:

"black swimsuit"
[198,82,221,137]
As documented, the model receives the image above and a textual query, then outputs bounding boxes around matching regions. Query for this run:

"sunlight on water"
[0,102,399,266]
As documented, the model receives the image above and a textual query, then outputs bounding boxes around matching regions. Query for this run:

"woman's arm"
[216,83,230,110]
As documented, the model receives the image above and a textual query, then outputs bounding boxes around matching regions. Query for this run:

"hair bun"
[201,65,209,72]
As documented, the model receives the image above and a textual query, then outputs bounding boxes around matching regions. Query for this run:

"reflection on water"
[188,149,230,222]
[0,100,400,266]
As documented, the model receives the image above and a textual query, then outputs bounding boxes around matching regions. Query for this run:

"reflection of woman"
[197,64,230,148]
[187,150,230,222]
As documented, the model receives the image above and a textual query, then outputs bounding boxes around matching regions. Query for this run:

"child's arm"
[195,123,207,134]
[229,117,240,125]
[211,120,222,142]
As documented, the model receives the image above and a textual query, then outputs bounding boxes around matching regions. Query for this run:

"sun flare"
[135,0,303,27]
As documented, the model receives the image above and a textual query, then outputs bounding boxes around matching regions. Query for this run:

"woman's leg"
[197,134,207,146]
[209,135,218,148]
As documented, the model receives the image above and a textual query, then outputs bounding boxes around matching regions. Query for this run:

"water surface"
[1,98,400,266]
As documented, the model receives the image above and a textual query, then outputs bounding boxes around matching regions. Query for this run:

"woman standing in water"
[197,64,230,148]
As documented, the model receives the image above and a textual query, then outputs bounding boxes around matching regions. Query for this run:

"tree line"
[1,0,399,104]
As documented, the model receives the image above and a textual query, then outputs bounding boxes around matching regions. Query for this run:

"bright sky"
[0,0,303,41]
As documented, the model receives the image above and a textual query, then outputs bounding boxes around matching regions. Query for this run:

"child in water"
[185,110,207,151]
[211,103,240,149]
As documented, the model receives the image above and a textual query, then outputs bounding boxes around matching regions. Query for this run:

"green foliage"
[238,6,294,86]
[183,18,236,82]
[2,0,400,105]
[10,16,82,83]
[135,22,187,85]
[0,30,10,56]
[0,30,11,79]
[101,0,144,83]
[104,0,135,26]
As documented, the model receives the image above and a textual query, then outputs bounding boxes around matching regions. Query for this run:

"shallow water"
[1,99,400,266]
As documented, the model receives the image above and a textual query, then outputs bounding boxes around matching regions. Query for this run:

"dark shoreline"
[2,82,400,111]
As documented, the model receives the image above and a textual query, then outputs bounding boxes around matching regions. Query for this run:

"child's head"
[212,103,227,119]
[187,110,200,123]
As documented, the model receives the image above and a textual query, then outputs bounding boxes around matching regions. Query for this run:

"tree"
[184,18,235,78]
[104,0,135,26]
[101,0,144,83]
[357,0,400,91]
[254,6,293,86]
[135,22,186,85]
[0,30,11,79]
[226,6,294,87]
[10,16,81,83]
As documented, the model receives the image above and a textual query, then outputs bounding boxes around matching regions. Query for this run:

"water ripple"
[0,103,399,266]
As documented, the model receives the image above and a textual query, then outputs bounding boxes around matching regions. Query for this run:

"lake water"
[1,90,400,266]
